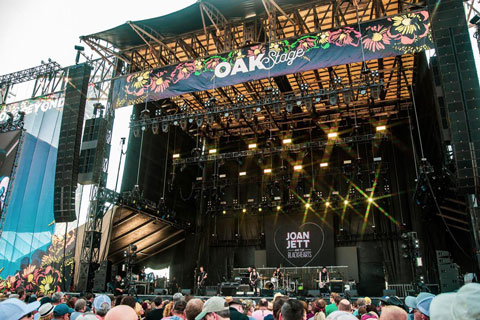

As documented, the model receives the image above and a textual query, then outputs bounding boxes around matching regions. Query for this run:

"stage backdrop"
[111,10,433,108]
[0,93,76,294]
[265,212,334,267]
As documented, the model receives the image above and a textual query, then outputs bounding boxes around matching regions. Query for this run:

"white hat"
[0,298,40,320]
[430,283,480,320]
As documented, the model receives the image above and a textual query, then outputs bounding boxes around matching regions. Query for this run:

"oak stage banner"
[265,212,335,267]
[111,10,433,108]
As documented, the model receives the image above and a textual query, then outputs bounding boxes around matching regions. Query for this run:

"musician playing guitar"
[272,267,283,289]
[197,266,207,294]
[249,267,259,295]
[318,266,330,293]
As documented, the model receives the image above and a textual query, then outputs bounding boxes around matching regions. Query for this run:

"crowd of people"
[0,283,478,320]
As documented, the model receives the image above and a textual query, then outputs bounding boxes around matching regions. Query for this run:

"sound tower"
[54,63,91,222]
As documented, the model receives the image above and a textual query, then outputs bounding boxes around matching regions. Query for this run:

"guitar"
[198,272,208,287]
[315,279,329,288]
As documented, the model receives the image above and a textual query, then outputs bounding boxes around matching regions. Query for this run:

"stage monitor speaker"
[54,63,91,222]
[383,289,396,296]
[154,288,167,295]
[260,289,273,297]
[206,288,217,296]
[330,282,344,293]
[307,290,320,297]
[222,286,237,296]
[181,289,192,295]
[344,290,358,299]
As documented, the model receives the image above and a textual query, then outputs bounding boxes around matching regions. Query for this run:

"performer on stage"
[318,266,330,293]
[249,267,259,295]
[113,275,124,296]
[196,266,208,295]
[272,267,283,289]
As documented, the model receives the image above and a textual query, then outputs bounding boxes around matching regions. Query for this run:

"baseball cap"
[53,303,74,316]
[228,298,243,306]
[0,298,40,320]
[38,303,54,317]
[417,295,434,316]
[380,296,404,308]
[51,292,64,303]
[404,292,434,310]
[429,283,480,320]
[173,292,184,302]
[195,297,229,320]
[93,294,111,311]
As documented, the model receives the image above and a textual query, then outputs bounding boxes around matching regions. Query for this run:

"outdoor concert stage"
[1,0,479,299]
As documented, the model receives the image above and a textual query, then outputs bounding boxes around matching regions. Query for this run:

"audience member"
[53,303,74,319]
[121,296,136,309]
[0,298,40,320]
[379,306,407,320]
[281,299,305,320]
[147,296,165,320]
[71,299,87,320]
[93,294,111,319]
[252,298,272,320]
[430,282,480,320]
[38,302,55,320]
[337,300,351,313]
[185,298,204,320]
[105,305,138,320]
[164,300,187,320]
[229,298,249,320]
[51,293,65,306]
[312,299,326,320]
[195,297,230,320]
[325,293,341,317]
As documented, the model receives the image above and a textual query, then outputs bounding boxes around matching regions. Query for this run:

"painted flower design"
[125,71,152,96]
[363,25,393,52]
[205,57,222,70]
[171,62,195,84]
[37,266,61,294]
[328,27,361,47]
[194,59,204,71]
[317,31,330,45]
[247,45,266,57]
[149,72,171,92]
[231,50,245,60]
[269,41,283,52]
[296,36,317,51]
[391,13,420,35]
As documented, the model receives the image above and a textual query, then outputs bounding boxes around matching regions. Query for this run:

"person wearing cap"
[429,282,480,320]
[405,292,434,320]
[164,300,187,320]
[195,297,230,320]
[52,293,66,306]
[173,293,185,303]
[53,303,74,319]
[229,298,248,320]
[0,298,41,320]
[38,302,55,320]
[93,295,111,319]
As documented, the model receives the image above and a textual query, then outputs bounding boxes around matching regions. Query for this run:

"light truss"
[172,133,386,165]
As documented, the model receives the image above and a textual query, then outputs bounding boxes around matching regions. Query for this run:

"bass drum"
[264,281,274,290]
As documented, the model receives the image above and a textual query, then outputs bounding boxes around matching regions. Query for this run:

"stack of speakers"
[436,250,460,292]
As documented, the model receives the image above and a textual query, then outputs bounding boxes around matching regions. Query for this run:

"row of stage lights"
[131,71,384,135]
[171,125,387,161]
[216,196,376,215]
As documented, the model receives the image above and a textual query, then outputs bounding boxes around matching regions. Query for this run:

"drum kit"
[261,273,299,293]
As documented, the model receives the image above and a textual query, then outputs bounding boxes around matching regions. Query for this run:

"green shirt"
[325,303,338,316]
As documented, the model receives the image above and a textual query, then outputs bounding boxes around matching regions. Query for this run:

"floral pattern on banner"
[0,230,76,294]
[112,10,433,108]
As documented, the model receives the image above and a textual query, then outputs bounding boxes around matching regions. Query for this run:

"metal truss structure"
[0,60,66,104]
[172,132,386,165]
